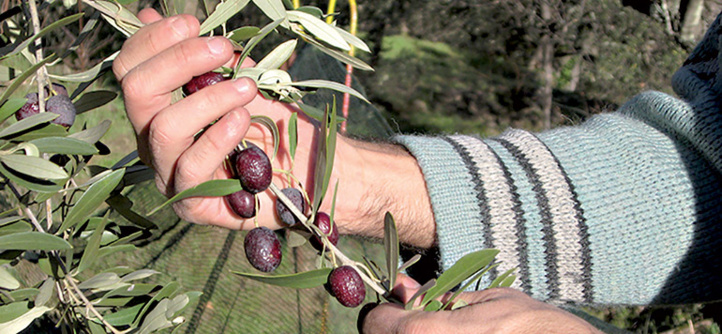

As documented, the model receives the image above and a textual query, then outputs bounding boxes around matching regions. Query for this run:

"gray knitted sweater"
[395,13,722,306]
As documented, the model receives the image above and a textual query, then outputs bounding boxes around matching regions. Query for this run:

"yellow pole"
[292,0,300,9]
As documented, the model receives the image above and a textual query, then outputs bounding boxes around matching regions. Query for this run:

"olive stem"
[268,182,386,295]
[25,0,48,113]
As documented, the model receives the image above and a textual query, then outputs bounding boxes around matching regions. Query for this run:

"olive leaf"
[0,112,59,139]
[0,13,83,61]
[295,30,373,71]
[28,137,99,155]
[231,268,332,289]
[0,154,69,180]
[0,53,58,103]
[250,115,280,160]
[288,112,298,160]
[73,90,117,114]
[0,232,72,251]
[234,18,286,78]
[287,10,349,51]
[384,212,399,290]
[292,80,370,103]
[58,168,125,232]
[0,266,20,290]
[200,0,251,35]
[147,179,243,215]
[75,213,109,275]
[49,51,118,84]
[0,162,64,193]
[256,39,298,70]
[0,98,27,123]
[398,254,421,273]
[252,0,288,27]
[311,101,337,215]
[419,249,499,307]
[227,26,261,43]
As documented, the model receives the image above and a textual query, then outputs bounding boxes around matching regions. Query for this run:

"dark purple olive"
[234,145,273,194]
[182,71,227,96]
[311,212,339,251]
[328,266,366,307]
[226,189,257,218]
[16,92,76,127]
[275,188,306,226]
[244,227,282,272]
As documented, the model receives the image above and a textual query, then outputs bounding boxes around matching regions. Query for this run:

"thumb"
[360,302,415,334]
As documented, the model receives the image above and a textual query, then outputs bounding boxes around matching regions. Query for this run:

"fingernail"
[403,277,421,290]
[231,77,253,94]
[169,16,190,38]
[207,37,227,56]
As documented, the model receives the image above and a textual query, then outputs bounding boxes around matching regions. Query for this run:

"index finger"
[112,13,200,81]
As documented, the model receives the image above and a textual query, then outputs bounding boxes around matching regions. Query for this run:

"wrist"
[330,136,435,248]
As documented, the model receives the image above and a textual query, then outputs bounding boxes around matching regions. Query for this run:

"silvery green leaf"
[235,18,286,76]
[420,249,499,306]
[138,298,173,334]
[50,51,118,83]
[104,303,144,327]
[77,272,122,290]
[85,0,143,37]
[293,79,370,103]
[121,269,160,282]
[488,267,517,289]
[333,26,370,53]
[75,217,108,275]
[0,266,20,289]
[28,137,99,155]
[0,221,31,237]
[398,254,422,273]
[58,169,125,232]
[0,13,84,61]
[236,67,265,81]
[73,90,117,114]
[0,163,64,193]
[301,35,373,71]
[256,39,297,70]
[0,98,27,123]
[288,112,298,160]
[200,0,251,35]
[0,216,23,227]
[450,299,468,310]
[424,300,443,312]
[0,111,58,139]
[0,154,68,180]
[295,6,324,18]
[227,26,260,43]
[35,278,55,306]
[69,119,111,144]
[0,305,50,334]
[258,69,293,86]
[0,232,72,251]
[0,54,57,103]
[404,279,436,310]
[231,268,332,289]
[165,294,189,318]
[252,0,288,28]
[384,212,399,289]
[148,179,243,215]
[250,115,280,160]
[287,10,349,51]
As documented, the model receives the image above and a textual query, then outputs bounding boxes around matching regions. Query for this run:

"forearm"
[331,136,436,248]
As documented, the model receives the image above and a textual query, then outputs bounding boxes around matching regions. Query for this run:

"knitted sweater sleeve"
[393,14,722,306]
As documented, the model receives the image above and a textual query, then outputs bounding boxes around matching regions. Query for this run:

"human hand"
[114,10,436,245]
[113,9,326,230]
[359,275,602,334]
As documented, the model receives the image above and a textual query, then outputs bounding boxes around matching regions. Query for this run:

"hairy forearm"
[331,136,436,248]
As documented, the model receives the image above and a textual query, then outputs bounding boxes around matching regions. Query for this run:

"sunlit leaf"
[0,98,27,123]
[450,299,468,310]
[442,263,499,310]
[227,26,260,43]
[287,10,348,51]
[295,6,324,18]
[77,272,122,290]
[0,305,50,334]
[334,26,371,53]
[0,54,58,103]
[121,269,160,282]
[0,232,72,251]
[0,266,20,289]
[398,254,421,273]
[35,278,55,306]
[0,163,64,193]
[424,300,443,312]
[420,249,499,306]
[58,169,125,232]
[73,90,117,114]
[0,112,59,139]
[488,267,517,289]
[234,18,286,77]
[75,214,109,275]
[250,115,280,160]
[138,298,173,334]
[7,289,39,303]
[10,124,67,142]
[28,137,98,155]
[0,154,68,180]
[293,80,369,103]
[384,212,399,289]
[49,51,118,83]
[256,39,297,70]
[288,112,298,160]
[231,268,332,289]
[252,0,288,26]
[147,179,243,215]
[0,221,32,236]
[132,281,180,327]
[104,303,144,327]
[200,0,251,35]
[0,13,84,61]
[301,35,373,71]
[69,119,111,143]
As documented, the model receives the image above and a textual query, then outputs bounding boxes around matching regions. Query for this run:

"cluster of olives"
[16,83,76,128]
[183,72,365,307]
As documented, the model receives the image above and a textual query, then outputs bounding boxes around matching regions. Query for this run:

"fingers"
[122,36,234,135]
[137,8,163,23]
[113,14,200,81]
[144,77,256,190]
